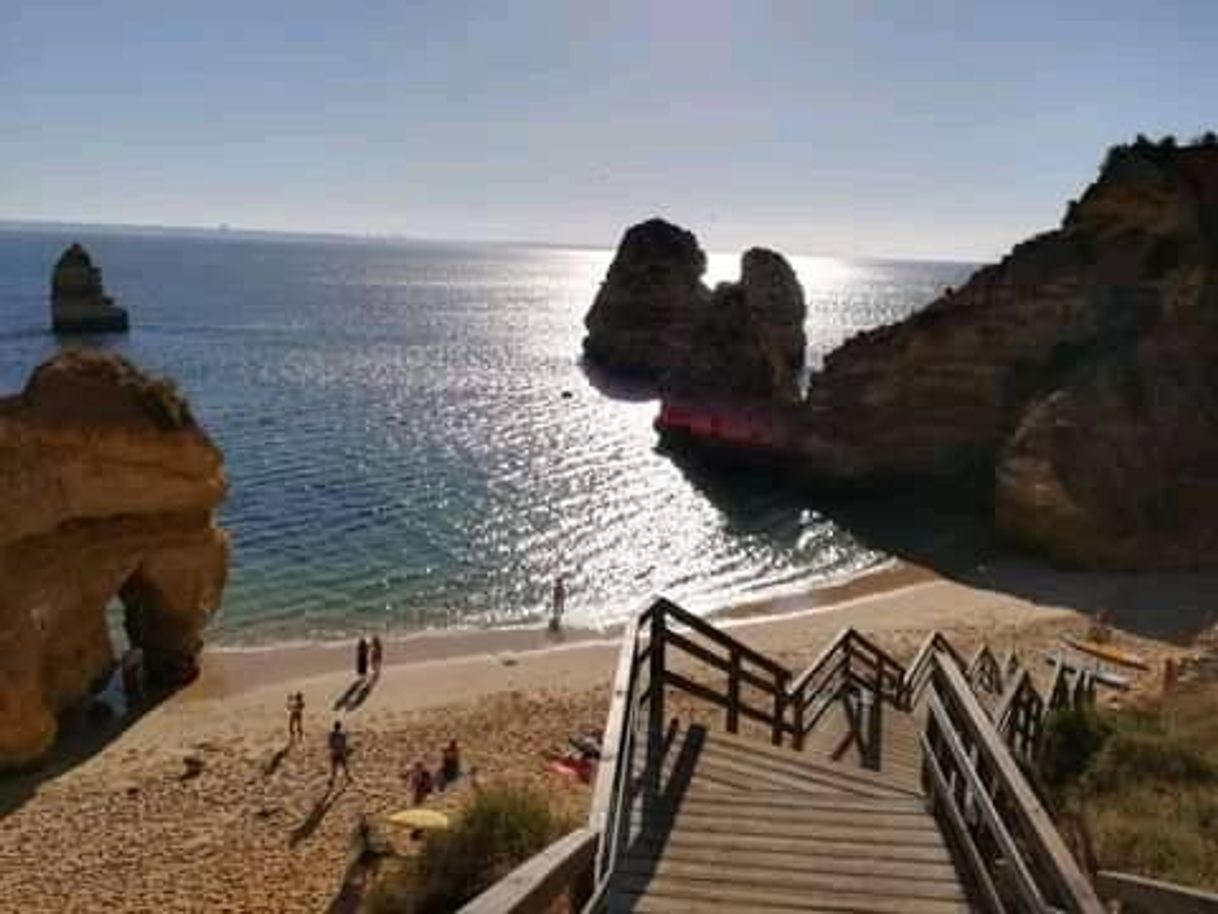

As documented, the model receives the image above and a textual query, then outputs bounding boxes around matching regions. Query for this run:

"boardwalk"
[611,723,973,912]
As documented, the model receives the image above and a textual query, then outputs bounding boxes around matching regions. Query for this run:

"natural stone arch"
[0,351,228,770]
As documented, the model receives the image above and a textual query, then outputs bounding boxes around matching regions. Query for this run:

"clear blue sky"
[2,1,1213,259]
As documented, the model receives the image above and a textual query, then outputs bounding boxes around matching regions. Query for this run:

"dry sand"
[0,563,1208,912]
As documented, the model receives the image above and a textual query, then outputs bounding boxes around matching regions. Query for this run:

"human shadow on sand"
[333,672,379,713]
[289,779,349,848]
[666,449,1218,645]
[0,690,168,820]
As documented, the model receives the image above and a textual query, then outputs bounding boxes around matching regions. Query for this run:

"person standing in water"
[370,636,383,677]
[356,637,369,679]
[549,575,566,633]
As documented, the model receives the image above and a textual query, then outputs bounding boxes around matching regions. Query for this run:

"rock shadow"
[577,357,660,403]
[664,447,1218,645]
[0,690,169,820]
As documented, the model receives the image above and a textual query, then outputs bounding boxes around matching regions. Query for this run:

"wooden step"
[629,809,949,848]
[623,828,954,866]
[616,858,968,902]
[610,875,972,913]
[621,843,963,883]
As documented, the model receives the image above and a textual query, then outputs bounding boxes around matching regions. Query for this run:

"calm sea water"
[0,225,974,644]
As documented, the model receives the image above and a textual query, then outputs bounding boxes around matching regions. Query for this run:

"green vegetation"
[1039,681,1218,890]
[1100,130,1217,176]
[365,784,575,914]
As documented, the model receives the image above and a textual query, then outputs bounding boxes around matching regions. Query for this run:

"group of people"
[406,740,462,805]
[355,635,384,679]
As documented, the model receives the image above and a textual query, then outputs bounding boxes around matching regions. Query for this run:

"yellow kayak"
[1063,637,1149,671]
[389,809,450,831]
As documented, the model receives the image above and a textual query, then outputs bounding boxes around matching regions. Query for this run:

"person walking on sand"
[328,721,352,785]
[549,575,566,633]
[287,691,305,743]
[356,637,369,680]
[370,635,383,677]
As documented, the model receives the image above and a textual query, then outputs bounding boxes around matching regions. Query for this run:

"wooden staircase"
[461,598,1108,914]
[613,724,970,912]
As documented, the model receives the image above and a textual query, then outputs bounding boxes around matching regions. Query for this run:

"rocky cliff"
[0,351,228,769]
[794,140,1218,568]
[50,243,129,333]
[584,219,806,398]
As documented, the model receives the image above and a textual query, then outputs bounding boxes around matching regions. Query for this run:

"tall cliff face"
[0,351,228,770]
[796,142,1218,568]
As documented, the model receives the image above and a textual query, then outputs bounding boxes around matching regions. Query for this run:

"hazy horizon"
[4,1,1214,261]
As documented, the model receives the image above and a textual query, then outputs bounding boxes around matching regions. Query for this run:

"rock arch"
[0,351,228,769]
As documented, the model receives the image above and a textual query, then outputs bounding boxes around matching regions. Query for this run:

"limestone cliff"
[0,351,228,769]
[50,243,129,333]
[653,138,1218,570]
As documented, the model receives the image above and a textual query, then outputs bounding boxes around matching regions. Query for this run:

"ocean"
[0,225,975,644]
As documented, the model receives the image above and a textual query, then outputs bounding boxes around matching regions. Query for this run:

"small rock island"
[583,217,807,399]
[0,351,228,770]
[50,243,130,333]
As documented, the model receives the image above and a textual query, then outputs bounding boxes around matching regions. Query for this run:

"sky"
[2,1,1214,260]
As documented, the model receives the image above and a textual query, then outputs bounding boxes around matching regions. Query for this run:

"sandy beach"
[1,561,1211,912]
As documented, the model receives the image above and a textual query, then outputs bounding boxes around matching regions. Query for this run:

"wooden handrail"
[662,600,790,679]
[1096,870,1218,913]
[924,653,1104,913]
[458,827,597,914]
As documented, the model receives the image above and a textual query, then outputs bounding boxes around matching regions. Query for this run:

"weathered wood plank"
[612,876,972,914]
[621,845,963,883]
[616,857,967,901]
[624,829,955,865]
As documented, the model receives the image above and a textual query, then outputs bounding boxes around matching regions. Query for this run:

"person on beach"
[287,692,305,742]
[356,637,369,679]
[408,760,433,805]
[442,740,461,785]
[370,636,383,676]
[328,721,352,785]
[549,575,566,633]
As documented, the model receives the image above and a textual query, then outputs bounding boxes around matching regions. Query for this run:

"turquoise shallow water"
[0,226,974,644]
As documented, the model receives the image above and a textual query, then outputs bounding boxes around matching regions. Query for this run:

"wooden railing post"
[648,603,666,762]
[772,670,788,746]
[792,683,806,751]
[726,646,741,734]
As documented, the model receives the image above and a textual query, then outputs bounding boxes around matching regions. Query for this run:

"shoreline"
[189,558,928,700]
[4,557,1209,912]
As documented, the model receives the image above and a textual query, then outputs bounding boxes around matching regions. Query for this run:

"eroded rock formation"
[584,220,807,400]
[50,243,129,333]
[583,218,710,380]
[0,351,228,769]
[651,140,1218,570]
[666,247,807,401]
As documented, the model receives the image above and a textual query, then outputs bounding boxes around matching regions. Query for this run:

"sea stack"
[0,351,228,770]
[583,218,711,381]
[50,243,129,333]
